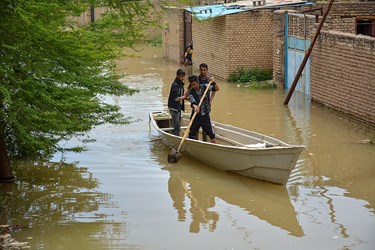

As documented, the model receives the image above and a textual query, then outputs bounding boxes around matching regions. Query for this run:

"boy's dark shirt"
[188,83,216,116]
[168,78,185,112]
[198,75,216,104]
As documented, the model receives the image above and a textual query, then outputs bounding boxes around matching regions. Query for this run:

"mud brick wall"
[311,31,375,125]
[273,10,316,86]
[273,10,287,85]
[192,16,228,78]
[288,13,317,38]
[305,2,375,33]
[225,10,274,76]
[163,8,184,63]
[193,10,274,80]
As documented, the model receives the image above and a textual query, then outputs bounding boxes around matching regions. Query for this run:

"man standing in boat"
[187,75,218,143]
[198,63,218,141]
[168,69,187,136]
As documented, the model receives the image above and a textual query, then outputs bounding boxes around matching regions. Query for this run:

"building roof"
[185,0,314,20]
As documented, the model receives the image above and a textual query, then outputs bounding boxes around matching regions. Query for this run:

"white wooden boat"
[150,111,304,185]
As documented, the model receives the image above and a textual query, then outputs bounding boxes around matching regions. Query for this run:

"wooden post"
[90,5,95,23]
[283,0,335,105]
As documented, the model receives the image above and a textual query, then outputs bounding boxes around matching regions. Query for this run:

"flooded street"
[1,46,375,249]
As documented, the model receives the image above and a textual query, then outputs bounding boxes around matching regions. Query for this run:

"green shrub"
[147,37,162,47]
[229,68,273,83]
[229,68,275,89]
[242,80,276,90]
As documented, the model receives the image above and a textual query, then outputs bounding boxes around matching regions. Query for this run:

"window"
[356,18,375,37]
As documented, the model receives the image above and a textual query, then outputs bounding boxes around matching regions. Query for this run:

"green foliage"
[229,68,273,83]
[147,37,162,47]
[0,0,158,159]
[244,81,276,90]
[371,135,375,145]
[229,68,275,89]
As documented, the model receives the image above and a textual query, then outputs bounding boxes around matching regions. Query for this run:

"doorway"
[183,11,192,51]
[285,13,311,96]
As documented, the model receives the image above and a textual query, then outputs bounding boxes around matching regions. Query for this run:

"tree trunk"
[0,135,14,182]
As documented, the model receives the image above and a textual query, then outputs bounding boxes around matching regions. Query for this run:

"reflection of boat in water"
[150,111,304,185]
[149,139,304,237]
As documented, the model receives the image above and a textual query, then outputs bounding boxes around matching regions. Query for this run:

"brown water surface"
[1,46,374,249]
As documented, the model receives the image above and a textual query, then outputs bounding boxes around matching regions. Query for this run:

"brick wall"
[272,10,316,86]
[226,10,274,76]
[192,10,274,80]
[306,2,375,33]
[163,8,184,63]
[273,10,287,85]
[311,31,375,124]
[192,16,228,78]
[288,13,316,38]
[77,7,108,26]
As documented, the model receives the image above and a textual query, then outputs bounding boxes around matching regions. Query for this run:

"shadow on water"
[149,138,304,237]
[0,161,127,250]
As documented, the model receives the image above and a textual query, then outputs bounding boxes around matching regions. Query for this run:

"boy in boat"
[168,69,187,136]
[183,63,219,139]
[187,75,217,143]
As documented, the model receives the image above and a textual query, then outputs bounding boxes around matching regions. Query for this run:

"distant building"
[163,1,311,80]
[162,1,375,125]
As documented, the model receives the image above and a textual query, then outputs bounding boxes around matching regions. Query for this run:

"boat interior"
[152,112,284,148]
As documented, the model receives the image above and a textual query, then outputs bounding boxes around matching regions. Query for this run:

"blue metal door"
[285,13,311,96]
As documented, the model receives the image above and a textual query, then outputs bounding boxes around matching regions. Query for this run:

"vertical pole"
[283,0,335,105]
[90,5,95,23]
[284,11,289,89]
[183,11,187,48]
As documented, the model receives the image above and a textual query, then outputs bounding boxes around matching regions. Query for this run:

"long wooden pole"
[168,79,214,163]
[176,80,213,153]
[283,0,335,105]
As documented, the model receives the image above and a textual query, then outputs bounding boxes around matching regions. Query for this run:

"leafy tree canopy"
[0,0,157,159]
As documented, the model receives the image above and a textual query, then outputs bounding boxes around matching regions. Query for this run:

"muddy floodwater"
[1,46,375,250]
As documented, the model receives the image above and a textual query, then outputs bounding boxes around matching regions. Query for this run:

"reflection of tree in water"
[0,161,126,249]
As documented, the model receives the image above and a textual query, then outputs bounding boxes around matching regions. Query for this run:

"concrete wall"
[310,31,375,125]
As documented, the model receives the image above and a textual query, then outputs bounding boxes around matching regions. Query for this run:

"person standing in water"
[183,45,193,66]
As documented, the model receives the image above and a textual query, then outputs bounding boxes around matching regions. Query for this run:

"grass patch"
[371,134,375,144]
[229,68,273,83]
[241,80,276,89]
[229,68,275,89]
[147,37,162,47]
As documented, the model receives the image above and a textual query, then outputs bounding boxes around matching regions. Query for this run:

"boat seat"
[161,126,188,132]
[215,134,244,146]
